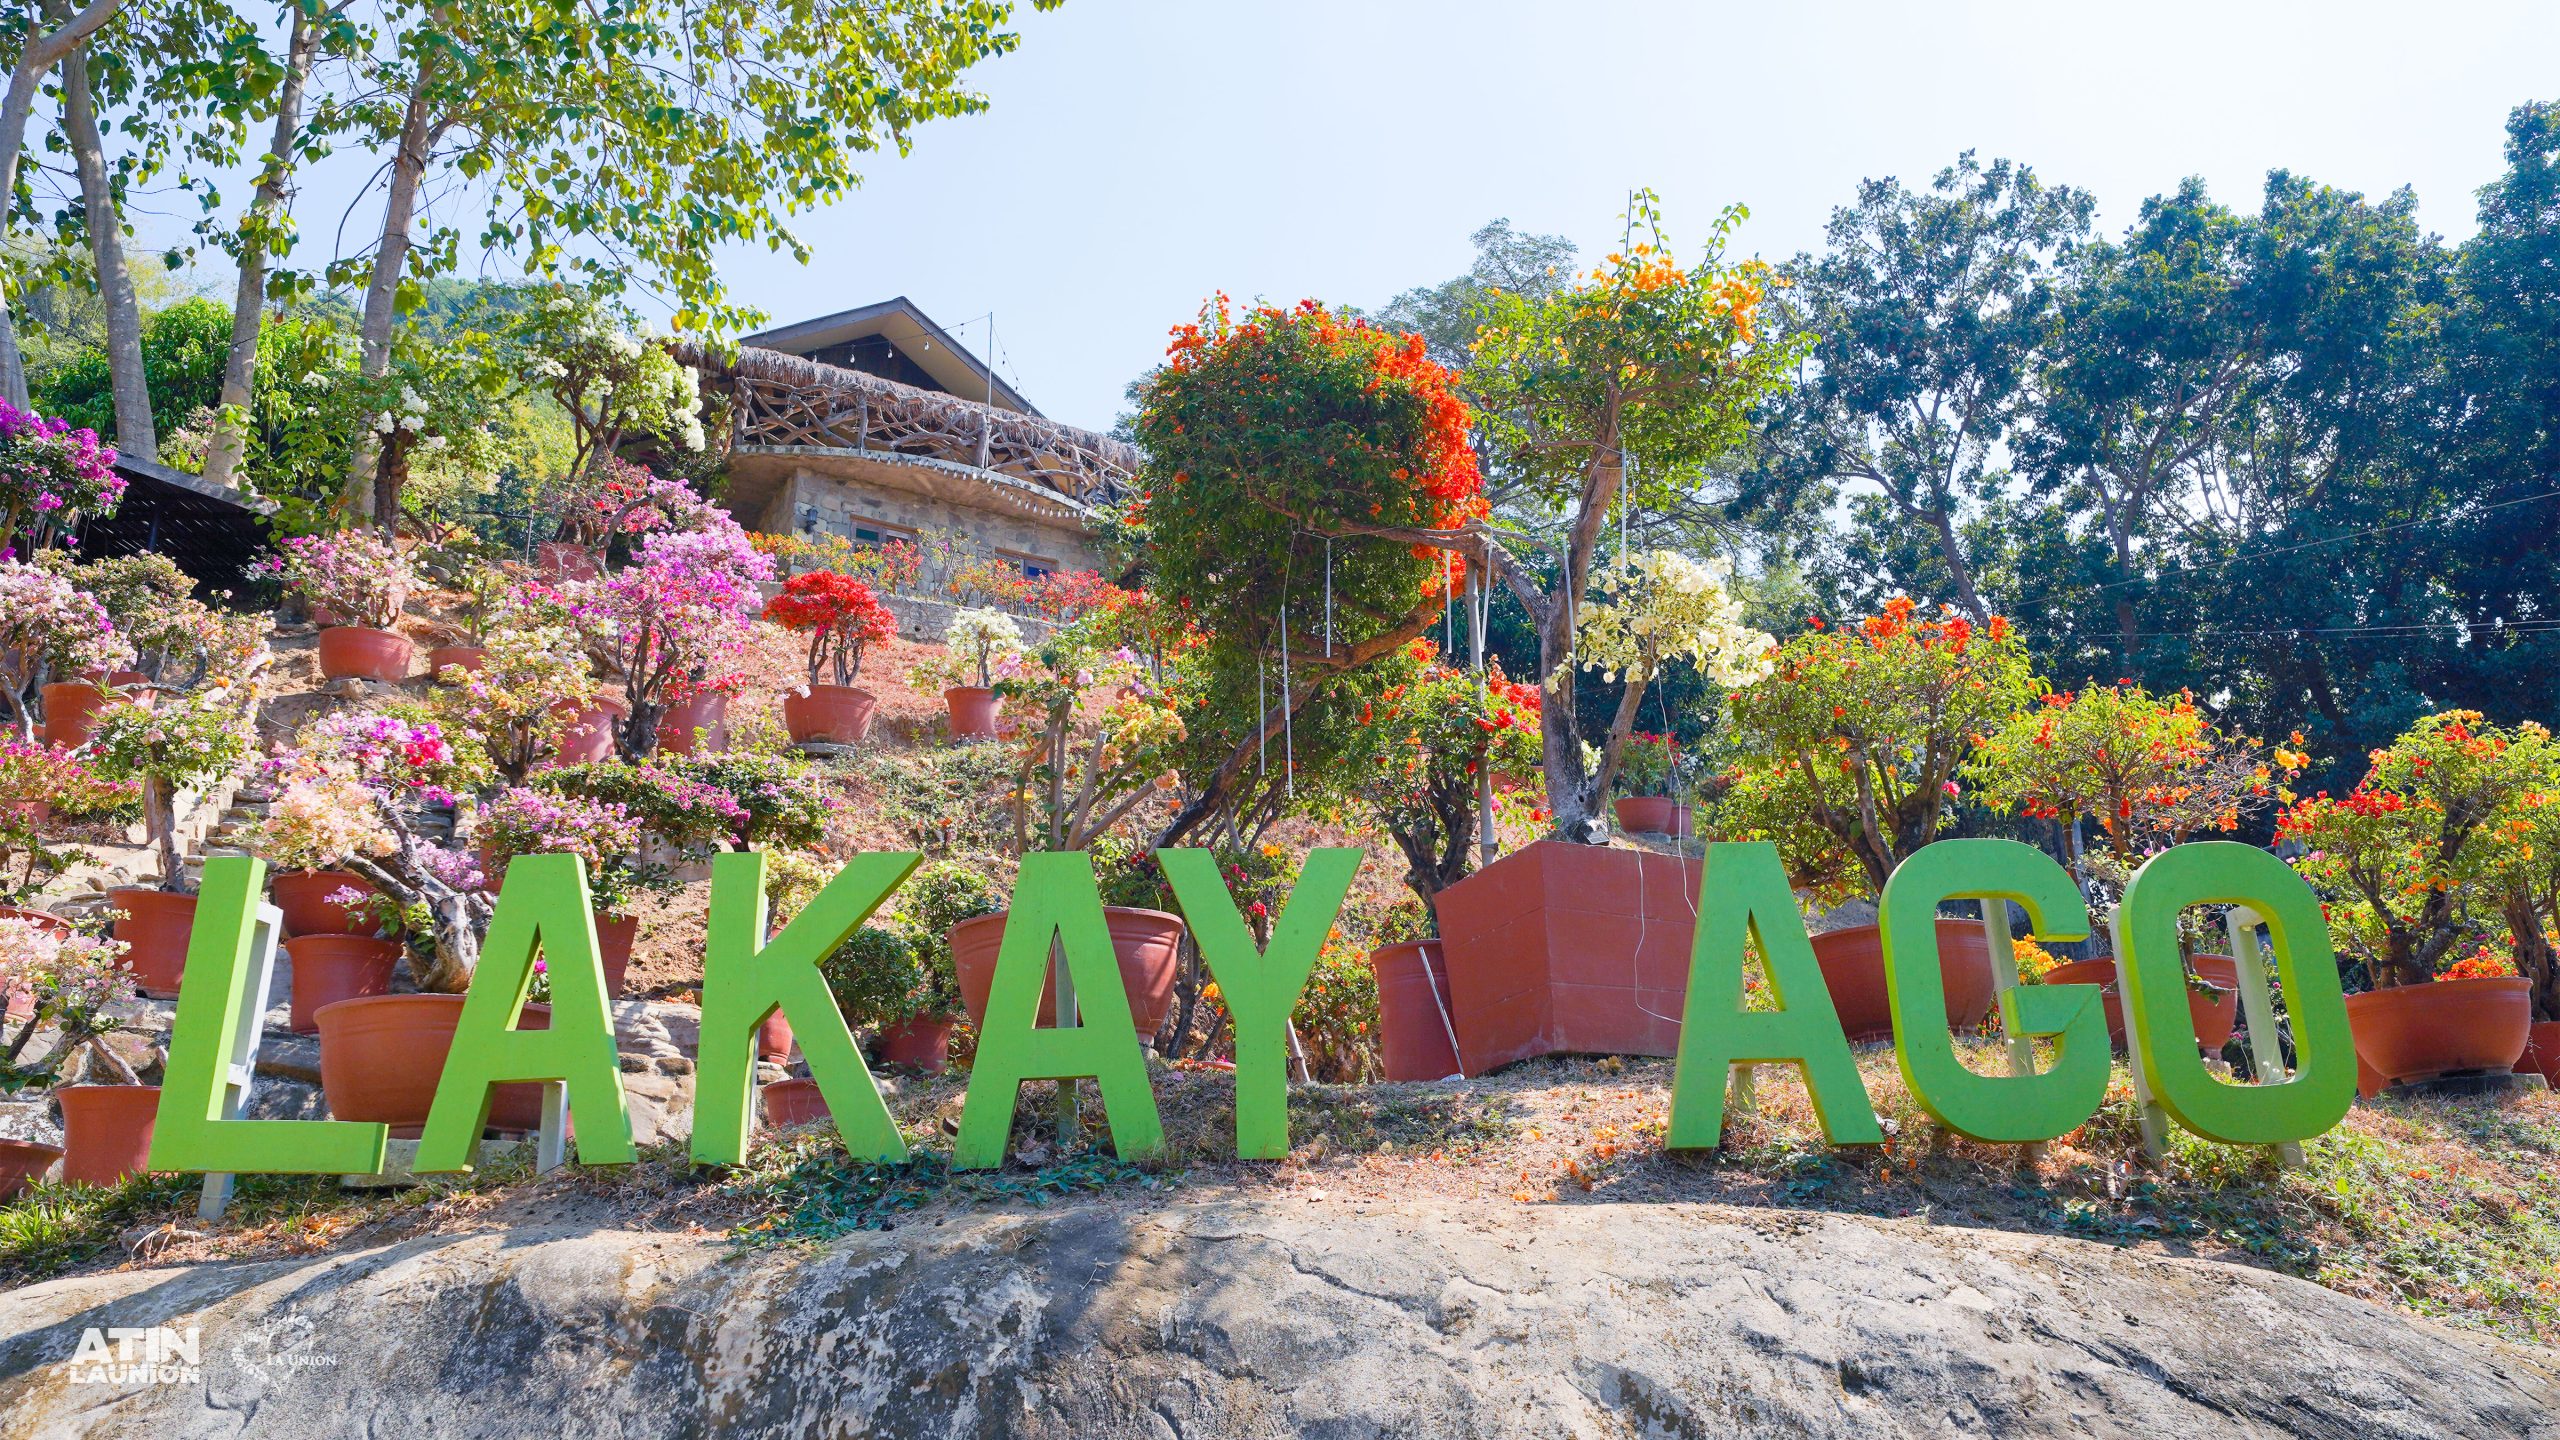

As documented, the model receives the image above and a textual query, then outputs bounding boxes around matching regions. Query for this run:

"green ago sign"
[148,838,2355,1180]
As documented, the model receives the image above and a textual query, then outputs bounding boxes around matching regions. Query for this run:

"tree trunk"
[60,43,153,460]
[0,0,124,407]
[201,5,316,492]
[349,61,439,517]
[1928,503,1991,623]
[2505,888,2559,1024]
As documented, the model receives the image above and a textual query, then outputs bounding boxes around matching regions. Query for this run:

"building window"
[849,520,919,550]
[996,549,1059,582]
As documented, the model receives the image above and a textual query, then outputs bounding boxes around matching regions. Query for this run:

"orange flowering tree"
[2277,711,2551,989]
[1130,297,1486,844]
[2482,780,2560,1022]
[1712,598,2039,901]
[1442,195,1804,841]
[1337,639,1543,921]
[1971,684,2302,863]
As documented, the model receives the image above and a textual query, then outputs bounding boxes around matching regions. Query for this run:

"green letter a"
[1666,842,1881,1149]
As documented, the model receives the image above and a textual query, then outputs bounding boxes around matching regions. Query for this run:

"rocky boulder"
[3,1197,2556,1438]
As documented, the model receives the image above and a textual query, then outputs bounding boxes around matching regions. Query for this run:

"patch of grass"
[719,1134,1156,1247]
[0,1174,201,1284]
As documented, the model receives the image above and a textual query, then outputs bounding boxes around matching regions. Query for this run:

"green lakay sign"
[147,838,2353,1178]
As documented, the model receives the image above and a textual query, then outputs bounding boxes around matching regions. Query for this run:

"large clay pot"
[270,869,382,939]
[2039,954,2244,1053]
[548,697,627,767]
[2516,1021,2560,1089]
[758,1010,795,1062]
[56,1085,160,1187]
[317,625,414,683]
[425,644,488,682]
[535,541,600,582]
[873,1014,955,1073]
[1612,797,1693,839]
[949,905,1185,1040]
[284,933,402,1034]
[1372,940,1462,1081]
[655,691,731,756]
[38,680,133,750]
[0,1137,62,1198]
[1809,920,2000,1044]
[760,1076,830,1129]
[944,685,1000,740]
[316,994,555,1136]
[2346,976,2533,1091]
[107,888,196,998]
[596,911,637,996]
[782,684,879,746]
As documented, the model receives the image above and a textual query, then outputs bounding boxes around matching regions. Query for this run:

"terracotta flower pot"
[758,1010,795,1062]
[107,888,197,998]
[38,680,137,750]
[315,994,553,1137]
[535,541,600,582]
[1372,940,1462,1082]
[548,696,628,767]
[595,911,637,997]
[655,691,731,756]
[1809,919,1999,1044]
[782,684,879,746]
[316,624,414,683]
[760,1076,829,1129]
[56,1085,160,1187]
[0,1137,62,1199]
[2039,954,2243,1053]
[949,905,1185,1040]
[425,644,488,681]
[269,869,382,939]
[943,685,1000,740]
[872,1014,956,1073]
[2516,1020,2560,1089]
[1612,797,1693,838]
[2345,976,2533,1091]
[284,933,402,1034]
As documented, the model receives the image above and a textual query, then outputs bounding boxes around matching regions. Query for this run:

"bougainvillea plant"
[429,614,602,784]
[0,739,133,900]
[908,606,1023,692]
[568,512,772,758]
[1713,598,2037,902]
[997,620,1187,854]
[550,457,714,552]
[0,559,130,740]
[1129,296,1485,844]
[1338,639,1543,921]
[0,403,120,556]
[2278,711,2551,989]
[764,571,898,686]
[0,919,138,1084]
[1571,548,1773,796]
[258,529,415,630]
[471,786,657,912]
[89,689,259,890]
[1971,684,2305,862]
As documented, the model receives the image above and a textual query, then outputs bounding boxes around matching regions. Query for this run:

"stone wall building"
[691,298,1137,639]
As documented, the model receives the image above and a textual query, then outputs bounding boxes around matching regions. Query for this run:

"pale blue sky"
[150,0,2560,434]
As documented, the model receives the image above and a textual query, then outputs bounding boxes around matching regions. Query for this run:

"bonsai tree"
[510,290,708,483]
[569,514,771,759]
[35,553,240,689]
[764,571,897,687]
[914,606,1023,692]
[2484,777,2560,1025]
[549,458,714,555]
[471,786,657,916]
[1713,598,2038,901]
[999,623,1187,855]
[0,739,132,900]
[530,759,752,861]
[1130,296,1487,848]
[0,403,121,556]
[1339,640,1542,922]
[1614,732,1684,800]
[88,689,258,891]
[0,920,138,1086]
[2279,711,2550,989]
[1972,683,2305,863]
[260,529,414,630]
[820,919,933,1031]
[429,612,602,784]
[0,559,130,740]
[1569,548,1773,798]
